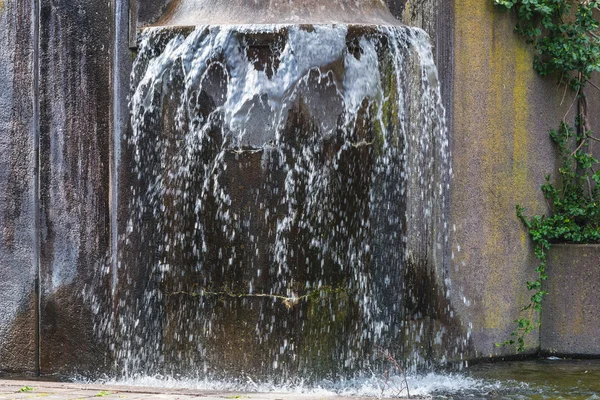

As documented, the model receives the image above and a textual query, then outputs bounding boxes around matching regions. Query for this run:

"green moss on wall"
[451,0,563,354]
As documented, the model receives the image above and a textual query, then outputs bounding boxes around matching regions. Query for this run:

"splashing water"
[80,358,600,398]
[95,23,462,383]
[96,372,503,398]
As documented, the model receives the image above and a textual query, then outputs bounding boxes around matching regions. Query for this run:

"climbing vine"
[493,0,600,90]
[492,0,600,351]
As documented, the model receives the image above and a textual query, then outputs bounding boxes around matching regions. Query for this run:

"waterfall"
[104,23,454,382]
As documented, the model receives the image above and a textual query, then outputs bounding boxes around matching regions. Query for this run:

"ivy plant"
[493,0,600,91]
[492,0,600,351]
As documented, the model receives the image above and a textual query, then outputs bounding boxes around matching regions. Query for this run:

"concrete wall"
[0,0,121,376]
[450,0,580,358]
[542,244,600,356]
[394,0,454,151]
[393,0,598,360]
[37,0,113,375]
[0,0,38,374]
[394,0,574,359]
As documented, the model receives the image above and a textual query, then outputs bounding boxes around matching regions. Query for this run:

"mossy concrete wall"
[450,0,584,358]
[394,0,574,359]
[393,0,595,360]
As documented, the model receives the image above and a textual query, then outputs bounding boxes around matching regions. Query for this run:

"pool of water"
[4,358,597,399]
[93,358,600,399]
[460,358,600,399]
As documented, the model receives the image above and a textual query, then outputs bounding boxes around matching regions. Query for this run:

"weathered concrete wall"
[542,244,600,356]
[450,0,581,358]
[390,0,560,360]
[0,0,38,374]
[0,0,117,376]
[0,0,115,375]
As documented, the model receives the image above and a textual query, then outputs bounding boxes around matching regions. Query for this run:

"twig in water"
[375,345,410,399]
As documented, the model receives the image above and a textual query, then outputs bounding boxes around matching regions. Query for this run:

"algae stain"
[0,0,5,13]
[454,0,502,331]
[401,1,411,24]
[512,44,533,208]
[453,0,491,142]
[478,2,528,331]
[453,0,537,334]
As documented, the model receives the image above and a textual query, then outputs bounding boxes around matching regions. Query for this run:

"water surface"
[98,358,600,399]
[462,358,600,399]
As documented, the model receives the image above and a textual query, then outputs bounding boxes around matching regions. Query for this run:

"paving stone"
[0,381,396,400]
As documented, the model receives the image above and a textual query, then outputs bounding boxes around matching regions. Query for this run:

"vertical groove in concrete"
[436,0,454,280]
[32,0,41,376]
[436,0,454,139]
[128,0,137,48]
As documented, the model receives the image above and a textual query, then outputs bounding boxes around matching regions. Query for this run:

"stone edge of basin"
[151,0,402,27]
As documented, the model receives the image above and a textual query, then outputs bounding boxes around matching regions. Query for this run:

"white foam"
[93,372,504,399]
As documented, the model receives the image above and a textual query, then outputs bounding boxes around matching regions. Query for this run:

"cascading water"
[96,3,466,385]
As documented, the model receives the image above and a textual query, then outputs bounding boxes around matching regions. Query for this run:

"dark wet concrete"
[36,0,113,376]
[0,0,38,375]
[117,23,460,378]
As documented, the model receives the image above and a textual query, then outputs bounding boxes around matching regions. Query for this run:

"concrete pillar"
[0,0,38,374]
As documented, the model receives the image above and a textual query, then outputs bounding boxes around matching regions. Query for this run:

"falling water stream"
[91,14,467,395]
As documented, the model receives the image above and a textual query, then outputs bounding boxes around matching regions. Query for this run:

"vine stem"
[562,87,580,123]
[569,137,587,157]
[589,80,600,92]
